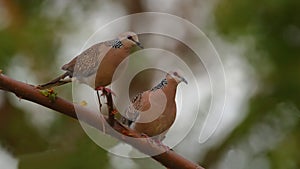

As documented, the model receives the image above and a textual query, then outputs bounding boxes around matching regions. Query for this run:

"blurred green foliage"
[0,0,60,70]
[18,122,109,169]
[0,0,110,168]
[204,0,300,168]
[1,0,299,168]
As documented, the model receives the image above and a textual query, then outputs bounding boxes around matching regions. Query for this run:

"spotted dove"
[38,31,143,90]
[122,71,188,142]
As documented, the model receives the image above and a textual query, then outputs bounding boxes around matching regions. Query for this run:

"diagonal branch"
[0,72,204,169]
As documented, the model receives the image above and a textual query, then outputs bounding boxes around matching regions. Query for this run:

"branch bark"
[0,73,204,169]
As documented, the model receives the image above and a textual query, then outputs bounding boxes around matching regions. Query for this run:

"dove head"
[167,71,188,84]
[118,31,143,49]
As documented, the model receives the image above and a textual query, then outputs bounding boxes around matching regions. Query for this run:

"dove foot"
[95,86,116,96]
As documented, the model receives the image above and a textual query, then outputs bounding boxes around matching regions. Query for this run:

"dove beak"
[136,41,144,49]
[131,39,144,49]
[181,77,188,84]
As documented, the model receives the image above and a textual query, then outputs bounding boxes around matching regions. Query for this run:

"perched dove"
[122,71,188,142]
[38,31,143,90]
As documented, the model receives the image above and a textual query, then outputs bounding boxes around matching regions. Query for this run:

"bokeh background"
[0,0,299,169]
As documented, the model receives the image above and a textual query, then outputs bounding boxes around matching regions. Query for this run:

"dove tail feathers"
[37,72,71,89]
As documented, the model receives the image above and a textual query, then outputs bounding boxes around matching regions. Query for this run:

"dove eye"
[174,72,178,76]
[127,35,133,40]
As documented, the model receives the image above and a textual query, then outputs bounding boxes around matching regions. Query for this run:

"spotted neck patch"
[109,39,123,48]
[151,78,168,91]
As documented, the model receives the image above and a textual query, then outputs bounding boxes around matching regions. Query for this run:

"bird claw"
[140,134,170,152]
[157,142,171,152]
[95,86,116,96]
[141,133,149,138]
[111,109,118,115]
[152,139,171,152]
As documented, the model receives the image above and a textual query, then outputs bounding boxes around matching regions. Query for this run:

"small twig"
[96,90,106,133]
[96,90,102,110]
[103,90,115,126]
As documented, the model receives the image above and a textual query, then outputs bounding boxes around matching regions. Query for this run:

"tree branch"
[0,72,204,169]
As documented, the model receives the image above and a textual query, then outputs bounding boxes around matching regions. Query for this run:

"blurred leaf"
[206,0,300,168]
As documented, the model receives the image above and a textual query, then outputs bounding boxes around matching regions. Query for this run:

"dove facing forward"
[122,71,188,142]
